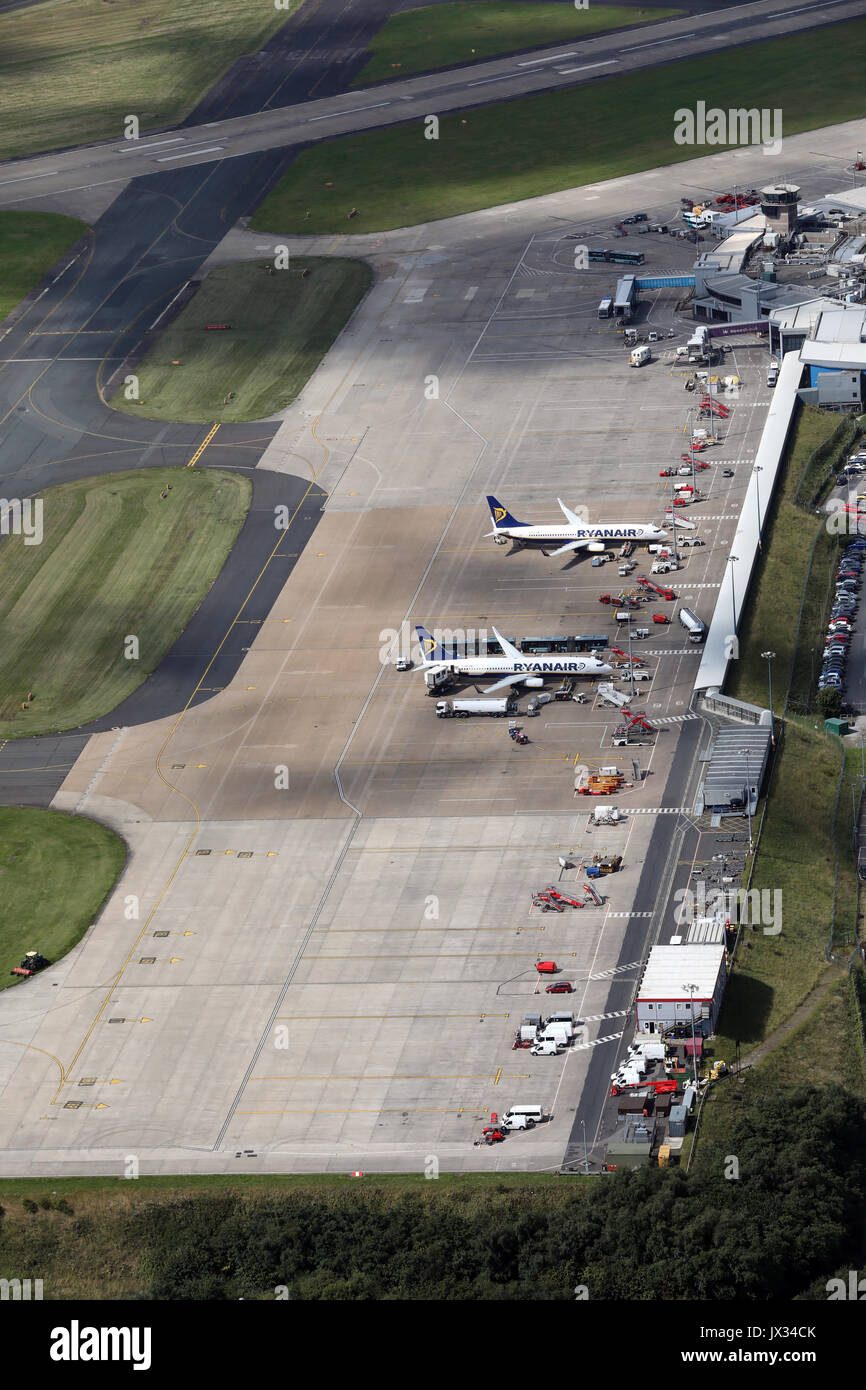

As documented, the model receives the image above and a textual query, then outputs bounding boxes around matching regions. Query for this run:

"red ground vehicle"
[617,710,657,735]
[535,960,558,974]
[610,1077,678,1098]
[475,1126,505,1145]
[10,951,50,978]
[652,613,670,625]
[610,646,645,666]
[533,890,565,913]
[546,980,574,994]
[637,577,676,601]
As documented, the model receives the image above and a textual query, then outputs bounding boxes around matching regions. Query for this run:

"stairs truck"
[597,683,632,709]
[436,698,516,717]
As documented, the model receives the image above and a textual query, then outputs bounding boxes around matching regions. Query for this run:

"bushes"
[119,1086,866,1300]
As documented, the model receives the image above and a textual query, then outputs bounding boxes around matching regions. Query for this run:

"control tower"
[760,183,799,241]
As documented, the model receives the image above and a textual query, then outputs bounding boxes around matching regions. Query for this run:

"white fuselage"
[431,654,612,680]
[496,523,667,546]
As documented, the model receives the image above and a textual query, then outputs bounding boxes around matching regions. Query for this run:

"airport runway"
[1,0,864,211]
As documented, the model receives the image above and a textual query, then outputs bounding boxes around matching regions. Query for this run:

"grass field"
[711,722,855,1055]
[693,973,866,1172]
[0,0,301,160]
[110,259,372,424]
[0,469,250,737]
[351,2,682,86]
[0,212,87,324]
[0,808,125,990]
[253,17,866,235]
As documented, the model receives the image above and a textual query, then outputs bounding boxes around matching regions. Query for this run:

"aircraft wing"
[557,498,583,526]
[546,539,588,557]
[491,626,524,662]
[482,673,527,694]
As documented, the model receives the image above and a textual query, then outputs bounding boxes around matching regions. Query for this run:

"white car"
[680,536,705,547]
[394,657,413,671]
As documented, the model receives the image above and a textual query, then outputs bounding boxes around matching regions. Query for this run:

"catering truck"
[436,698,516,717]
[678,607,707,643]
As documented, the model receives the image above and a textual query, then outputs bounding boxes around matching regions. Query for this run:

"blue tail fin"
[415,625,449,663]
[487,495,527,529]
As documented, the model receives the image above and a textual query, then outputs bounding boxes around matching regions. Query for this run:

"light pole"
[728,555,739,645]
[754,465,763,549]
[580,1118,589,1175]
[761,650,776,745]
[627,615,635,700]
[741,745,753,852]
[682,983,699,1086]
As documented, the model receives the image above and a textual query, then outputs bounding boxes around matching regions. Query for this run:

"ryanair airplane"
[486,496,668,557]
[415,625,612,694]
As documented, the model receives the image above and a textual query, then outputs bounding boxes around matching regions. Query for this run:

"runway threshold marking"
[186,422,220,467]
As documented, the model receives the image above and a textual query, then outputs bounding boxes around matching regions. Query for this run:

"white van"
[767,363,779,387]
[503,1104,543,1127]
[630,344,651,367]
[538,1022,573,1043]
[679,535,704,547]
[530,1039,564,1056]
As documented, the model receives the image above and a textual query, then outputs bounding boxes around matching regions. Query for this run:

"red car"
[546,981,574,994]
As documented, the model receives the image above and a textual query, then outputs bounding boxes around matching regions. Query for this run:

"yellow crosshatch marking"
[186,421,220,467]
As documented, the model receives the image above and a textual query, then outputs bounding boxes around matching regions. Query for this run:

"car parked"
[545,981,574,994]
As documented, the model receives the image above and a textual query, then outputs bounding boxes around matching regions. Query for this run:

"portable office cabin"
[635,944,727,1036]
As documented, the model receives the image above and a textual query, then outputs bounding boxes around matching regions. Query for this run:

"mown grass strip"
[253,18,866,235]
[110,259,372,424]
[0,807,125,990]
[351,2,683,86]
[0,468,250,737]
